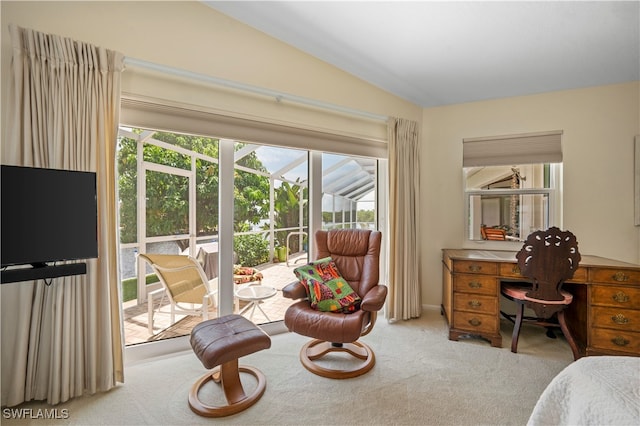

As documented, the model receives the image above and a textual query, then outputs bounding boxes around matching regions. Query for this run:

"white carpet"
[3,308,574,425]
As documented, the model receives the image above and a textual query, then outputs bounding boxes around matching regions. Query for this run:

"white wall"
[421,82,640,306]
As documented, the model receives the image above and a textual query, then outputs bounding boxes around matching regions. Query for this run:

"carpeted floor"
[3,308,574,425]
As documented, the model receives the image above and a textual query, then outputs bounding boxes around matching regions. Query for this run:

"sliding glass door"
[117,129,220,344]
[117,126,381,346]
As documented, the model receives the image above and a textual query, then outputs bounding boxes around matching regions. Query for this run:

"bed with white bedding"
[527,356,639,425]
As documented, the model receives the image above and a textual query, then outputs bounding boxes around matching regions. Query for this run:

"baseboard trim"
[423,304,441,312]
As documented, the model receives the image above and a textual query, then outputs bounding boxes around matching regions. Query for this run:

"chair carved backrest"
[314,229,381,298]
[516,227,581,317]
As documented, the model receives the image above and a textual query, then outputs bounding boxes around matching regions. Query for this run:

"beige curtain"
[386,118,421,321]
[1,25,124,406]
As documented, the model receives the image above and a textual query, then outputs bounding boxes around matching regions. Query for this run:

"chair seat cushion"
[284,300,369,342]
[294,257,361,313]
[502,283,573,305]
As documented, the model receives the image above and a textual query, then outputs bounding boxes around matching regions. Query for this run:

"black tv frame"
[1,165,97,284]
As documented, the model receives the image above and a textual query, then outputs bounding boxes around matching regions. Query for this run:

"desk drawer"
[591,268,640,285]
[567,267,588,283]
[591,285,640,310]
[498,263,524,278]
[498,263,587,282]
[590,306,640,332]
[452,260,497,275]
[453,274,497,296]
[454,294,497,315]
[590,327,640,354]
[453,311,498,334]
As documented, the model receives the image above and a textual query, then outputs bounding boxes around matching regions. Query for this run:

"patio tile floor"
[123,252,308,346]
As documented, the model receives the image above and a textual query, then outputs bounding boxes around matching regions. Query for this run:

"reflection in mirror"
[468,193,549,241]
[466,164,551,242]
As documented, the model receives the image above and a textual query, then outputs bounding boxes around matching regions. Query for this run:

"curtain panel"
[386,118,421,321]
[1,25,124,406]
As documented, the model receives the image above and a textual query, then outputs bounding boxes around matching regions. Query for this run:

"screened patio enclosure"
[117,127,379,343]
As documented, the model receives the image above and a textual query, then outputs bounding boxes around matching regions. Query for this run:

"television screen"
[1,165,98,267]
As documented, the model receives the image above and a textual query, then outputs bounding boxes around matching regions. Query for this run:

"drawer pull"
[468,265,482,272]
[612,291,630,303]
[511,265,521,274]
[468,318,482,327]
[611,336,630,347]
[468,300,482,308]
[468,281,482,289]
[611,314,629,325]
[612,272,629,282]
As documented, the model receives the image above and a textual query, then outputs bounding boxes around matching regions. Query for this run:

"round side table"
[235,285,277,322]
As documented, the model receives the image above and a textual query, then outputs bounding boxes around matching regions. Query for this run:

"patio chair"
[140,253,218,335]
[481,226,507,240]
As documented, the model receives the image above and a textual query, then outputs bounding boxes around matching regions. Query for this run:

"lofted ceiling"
[205,1,640,108]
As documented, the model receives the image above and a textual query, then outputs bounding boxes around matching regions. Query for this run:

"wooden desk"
[442,249,640,357]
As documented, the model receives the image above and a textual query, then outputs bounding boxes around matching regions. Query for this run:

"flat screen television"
[1,165,98,269]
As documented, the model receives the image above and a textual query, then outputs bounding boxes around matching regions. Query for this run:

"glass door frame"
[135,144,197,304]
[120,131,387,346]
[217,139,235,316]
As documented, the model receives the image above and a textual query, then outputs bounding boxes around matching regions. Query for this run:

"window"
[463,131,562,243]
[321,153,377,230]
[118,87,388,357]
[117,127,382,346]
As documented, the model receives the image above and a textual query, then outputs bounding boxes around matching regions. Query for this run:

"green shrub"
[234,234,269,267]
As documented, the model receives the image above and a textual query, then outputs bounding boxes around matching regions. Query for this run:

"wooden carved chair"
[500,227,582,360]
[282,229,388,378]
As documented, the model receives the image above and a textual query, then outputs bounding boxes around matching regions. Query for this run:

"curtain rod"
[123,57,389,122]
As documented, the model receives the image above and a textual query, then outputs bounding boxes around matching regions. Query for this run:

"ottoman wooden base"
[188,359,267,417]
[189,315,271,417]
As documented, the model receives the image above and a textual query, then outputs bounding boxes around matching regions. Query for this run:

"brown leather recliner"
[283,229,388,378]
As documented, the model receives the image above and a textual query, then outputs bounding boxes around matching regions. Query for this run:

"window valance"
[120,96,388,159]
[463,130,563,167]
